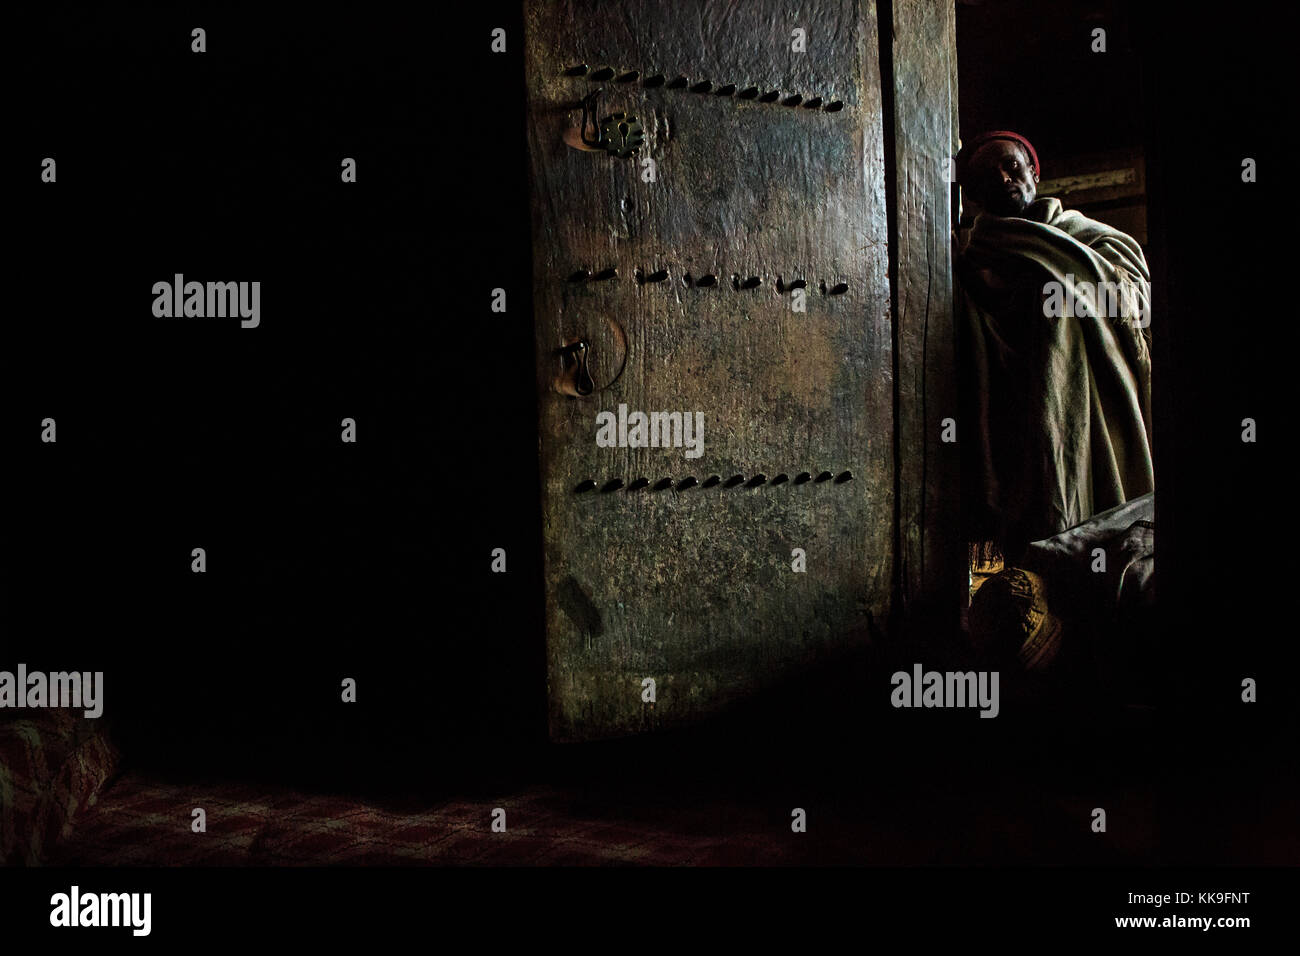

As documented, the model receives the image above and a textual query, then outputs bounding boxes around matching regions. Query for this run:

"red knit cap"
[954,130,1040,185]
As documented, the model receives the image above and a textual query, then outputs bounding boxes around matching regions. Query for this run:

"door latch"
[552,319,629,398]
[566,89,645,158]
[556,339,596,396]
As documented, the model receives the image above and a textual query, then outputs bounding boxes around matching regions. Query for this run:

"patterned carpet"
[14,710,1285,867]
[48,768,885,866]
[0,711,120,866]
[35,763,1175,867]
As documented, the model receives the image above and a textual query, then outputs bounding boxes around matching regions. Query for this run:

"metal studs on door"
[574,470,855,494]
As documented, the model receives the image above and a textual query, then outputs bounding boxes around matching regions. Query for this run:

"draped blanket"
[957,197,1154,556]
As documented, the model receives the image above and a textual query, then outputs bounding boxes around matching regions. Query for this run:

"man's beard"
[987,188,1031,217]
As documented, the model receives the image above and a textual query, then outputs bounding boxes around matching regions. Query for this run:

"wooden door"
[525,0,895,742]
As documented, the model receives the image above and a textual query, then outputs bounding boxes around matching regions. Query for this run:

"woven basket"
[967,567,1065,672]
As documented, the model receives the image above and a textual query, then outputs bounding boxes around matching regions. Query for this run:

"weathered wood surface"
[891,0,962,620]
[524,0,893,741]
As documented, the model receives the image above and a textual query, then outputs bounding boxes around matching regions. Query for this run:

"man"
[954,131,1153,565]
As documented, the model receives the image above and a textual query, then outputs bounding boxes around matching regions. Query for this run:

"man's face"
[966,140,1038,216]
